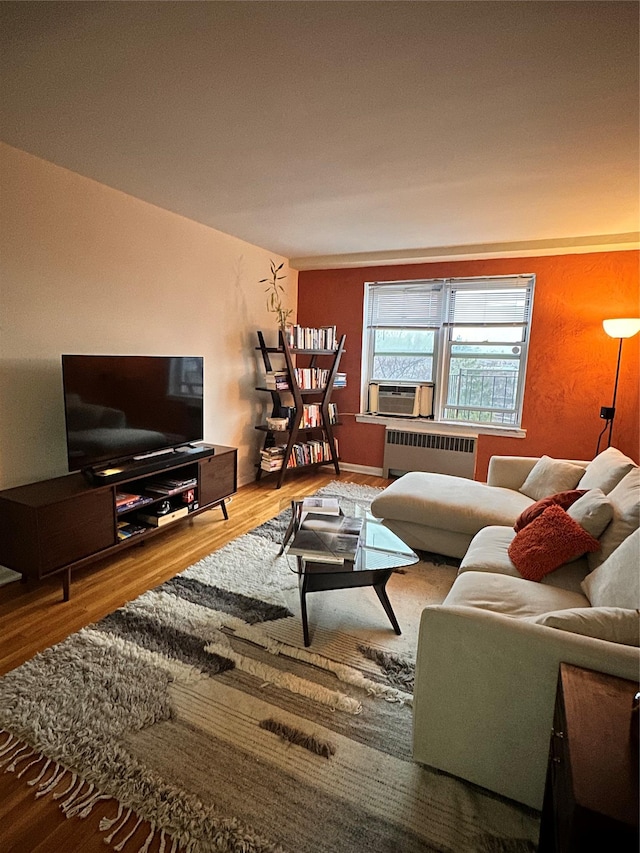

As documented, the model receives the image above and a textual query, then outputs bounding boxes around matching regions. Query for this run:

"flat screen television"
[62,355,204,472]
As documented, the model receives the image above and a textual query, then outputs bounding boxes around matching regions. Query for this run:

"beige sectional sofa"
[373,447,640,809]
[370,452,601,558]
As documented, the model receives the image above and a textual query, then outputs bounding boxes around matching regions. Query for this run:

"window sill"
[355,413,526,439]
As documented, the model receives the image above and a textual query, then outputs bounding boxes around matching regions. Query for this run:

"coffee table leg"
[299,573,311,647]
[278,500,298,556]
[374,580,401,635]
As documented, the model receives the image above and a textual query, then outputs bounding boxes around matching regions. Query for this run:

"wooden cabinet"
[0,445,237,600]
[255,329,345,488]
[0,476,115,578]
[199,449,237,507]
[539,663,639,852]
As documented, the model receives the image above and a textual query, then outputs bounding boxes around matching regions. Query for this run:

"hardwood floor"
[0,470,389,852]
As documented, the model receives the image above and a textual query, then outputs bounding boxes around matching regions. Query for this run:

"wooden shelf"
[255,329,345,489]
[0,445,237,601]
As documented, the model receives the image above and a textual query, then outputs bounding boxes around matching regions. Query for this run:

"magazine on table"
[288,513,363,563]
[300,496,340,515]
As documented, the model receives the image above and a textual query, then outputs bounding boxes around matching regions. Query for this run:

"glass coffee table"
[282,496,419,646]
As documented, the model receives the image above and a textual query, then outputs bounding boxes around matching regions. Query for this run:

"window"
[363,275,535,427]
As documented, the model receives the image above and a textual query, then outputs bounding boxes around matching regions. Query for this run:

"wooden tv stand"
[0,444,237,601]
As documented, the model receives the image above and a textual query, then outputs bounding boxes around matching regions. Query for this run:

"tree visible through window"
[364,276,534,427]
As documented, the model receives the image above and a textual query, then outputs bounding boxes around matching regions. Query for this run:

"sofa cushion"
[369,471,532,536]
[460,525,589,592]
[514,489,586,532]
[508,505,600,582]
[519,456,585,501]
[582,527,640,609]
[577,446,637,494]
[586,468,640,572]
[443,570,589,617]
[459,525,518,574]
[567,488,613,539]
[528,607,640,647]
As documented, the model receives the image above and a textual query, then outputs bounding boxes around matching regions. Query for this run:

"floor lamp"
[597,317,640,453]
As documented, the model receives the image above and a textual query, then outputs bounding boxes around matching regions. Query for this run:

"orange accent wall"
[297,251,640,479]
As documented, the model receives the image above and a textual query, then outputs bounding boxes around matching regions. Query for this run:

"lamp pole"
[607,336,624,448]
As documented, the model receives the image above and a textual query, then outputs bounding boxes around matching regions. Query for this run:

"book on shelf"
[261,446,286,458]
[288,513,363,564]
[261,436,337,472]
[283,325,338,351]
[264,370,290,391]
[260,445,286,471]
[300,403,322,428]
[117,520,148,540]
[137,505,190,527]
[288,438,336,467]
[115,492,154,512]
[279,406,296,427]
[145,476,197,497]
[333,373,347,388]
[293,366,330,389]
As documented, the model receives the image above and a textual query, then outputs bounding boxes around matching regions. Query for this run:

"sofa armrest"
[412,605,639,809]
[486,455,541,489]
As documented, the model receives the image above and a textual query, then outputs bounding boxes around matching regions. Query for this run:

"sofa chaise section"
[370,455,589,558]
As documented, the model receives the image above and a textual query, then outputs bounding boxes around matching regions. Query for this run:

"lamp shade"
[603,318,640,338]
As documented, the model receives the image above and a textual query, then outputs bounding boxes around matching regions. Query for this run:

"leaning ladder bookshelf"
[255,328,346,489]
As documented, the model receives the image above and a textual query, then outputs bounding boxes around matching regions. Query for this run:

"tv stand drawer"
[0,478,114,578]
[199,450,237,506]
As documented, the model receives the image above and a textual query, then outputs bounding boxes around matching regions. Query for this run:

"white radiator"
[383,429,477,479]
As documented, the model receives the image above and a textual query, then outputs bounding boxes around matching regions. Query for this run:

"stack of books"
[333,373,347,388]
[115,492,154,514]
[288,513,363,564]
[260,445,287,472]
[264,370,290,391]
[145,476,197,497]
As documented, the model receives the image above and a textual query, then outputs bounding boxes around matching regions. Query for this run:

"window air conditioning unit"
[368,383,434,418]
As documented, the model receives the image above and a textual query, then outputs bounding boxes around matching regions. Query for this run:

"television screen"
[62,355,204,471]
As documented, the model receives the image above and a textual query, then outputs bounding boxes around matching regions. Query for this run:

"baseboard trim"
[322,462,384,477]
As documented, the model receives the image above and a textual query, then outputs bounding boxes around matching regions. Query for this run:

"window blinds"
[447,276,534,326]
[366,282,444,328]
[367,275,534,328]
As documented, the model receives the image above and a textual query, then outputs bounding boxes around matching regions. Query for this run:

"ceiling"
[1,1,638,268]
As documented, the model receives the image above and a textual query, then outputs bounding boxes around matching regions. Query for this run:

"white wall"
[0,143,297,489]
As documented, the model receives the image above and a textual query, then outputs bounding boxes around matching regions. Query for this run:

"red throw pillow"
[514,489,588,532]
[508,504,600,582]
